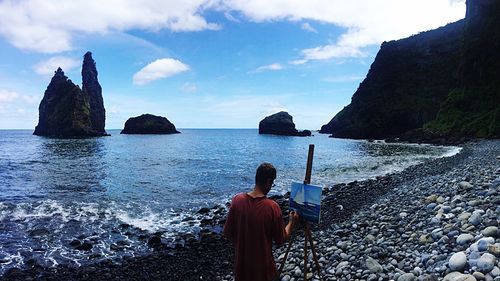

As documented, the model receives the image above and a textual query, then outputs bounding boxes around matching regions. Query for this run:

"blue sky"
[0,0,465,130]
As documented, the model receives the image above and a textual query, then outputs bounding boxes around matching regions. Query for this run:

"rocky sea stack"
[34,52,108,137]
[321,0,500,140]
[258,111,311,136]
[121,114,180,134]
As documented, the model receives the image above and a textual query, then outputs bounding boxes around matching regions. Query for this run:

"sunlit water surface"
[0,129,460,273]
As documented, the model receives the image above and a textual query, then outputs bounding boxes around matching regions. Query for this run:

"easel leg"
[303,222,308,281]
[276,231,295,280]
[305,224,323,281]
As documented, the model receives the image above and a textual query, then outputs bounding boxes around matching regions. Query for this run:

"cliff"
[121,114,180,134]
[426,0,500,138]
[321,0,500,139]
[34,53,108,137]
[259,111,311,136]
[82,52,106,135]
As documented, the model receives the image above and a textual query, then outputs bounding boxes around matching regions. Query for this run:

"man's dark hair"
[255,163,276,186]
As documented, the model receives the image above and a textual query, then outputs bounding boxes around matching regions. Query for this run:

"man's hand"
[289,211,300,228]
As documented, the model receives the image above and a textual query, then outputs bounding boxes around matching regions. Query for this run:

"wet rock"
[69,239,81,247]
[449,252,467,271]
[477,237,495,252]
[147,236,162,248]
[472,271,485,280]
[456,234,474,245]
[29,228,50,237]
[366,257,383,273]
[397,273,417,281]
[76,242,93,251]
[468,213,482,226]
[197,208,211,214]
[487,244,500,256]
[481,226,498,238]
[476,253,495,273]
[458,181,473,190]
[443,272,476,281]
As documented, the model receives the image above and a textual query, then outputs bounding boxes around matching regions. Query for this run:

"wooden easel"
[276,144,323,281]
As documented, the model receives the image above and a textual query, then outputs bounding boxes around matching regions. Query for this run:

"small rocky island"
[34,52,108,137]
[258,111,311,136]
[121,114,180,134]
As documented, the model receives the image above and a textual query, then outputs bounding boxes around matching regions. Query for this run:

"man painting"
[224,163,299,281]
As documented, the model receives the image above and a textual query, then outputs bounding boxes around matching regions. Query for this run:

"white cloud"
[181,82,198,93]
[0,89,20,103]
[301,44,367,61]
[219,0,466,62]
[133,58,189,85]
[251,63,284,73]
[33,56,80,76]
[0,89,39,105]
[224,12,241,22]
[0,0,220,53]
[301,22,317,33]
[0,0,466,59]
[290,59,308,65]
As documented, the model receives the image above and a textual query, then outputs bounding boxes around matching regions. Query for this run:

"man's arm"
[284,211,299,240]
[223,200,236,242]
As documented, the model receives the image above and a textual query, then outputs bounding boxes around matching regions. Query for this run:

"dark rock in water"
[147,236,162,248]
[200,218,215,226]
[121,114,180,134]
[110,240,129,251]
[34,52,109,138]
[69,239,81,247]
[259,111,311,137]
[197,207,210,214]
[76,242,93,251]
[29,228,50,237]
[82,52,106,135]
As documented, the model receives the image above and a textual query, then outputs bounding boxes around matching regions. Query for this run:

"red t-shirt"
[223,193,286,281]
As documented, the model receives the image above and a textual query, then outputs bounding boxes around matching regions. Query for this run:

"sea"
[0,129,461,274]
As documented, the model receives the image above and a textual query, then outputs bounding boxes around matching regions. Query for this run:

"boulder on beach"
[121,114,180,134]
[258,111,311,137]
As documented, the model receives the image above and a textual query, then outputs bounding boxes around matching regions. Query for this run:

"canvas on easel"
[289,182,322,224]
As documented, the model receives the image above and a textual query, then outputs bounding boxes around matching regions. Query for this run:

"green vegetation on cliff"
[426,0,500,138]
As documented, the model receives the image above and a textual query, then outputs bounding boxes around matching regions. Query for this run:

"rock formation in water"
[259,111,311,136]
[320,0,499,139]
[120,114,180,134]
[82,52,106,135]
[34,53,108,137]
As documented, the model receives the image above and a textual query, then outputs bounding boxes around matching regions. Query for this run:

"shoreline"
[3,140,499,280]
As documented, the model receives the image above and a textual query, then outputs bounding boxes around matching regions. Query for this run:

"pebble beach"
[3,140,499,281]
[270,140,500,281]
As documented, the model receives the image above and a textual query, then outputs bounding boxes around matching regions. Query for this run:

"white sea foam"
[9,200,70,222]
[439,146,462,158]
[114,209,165,232]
